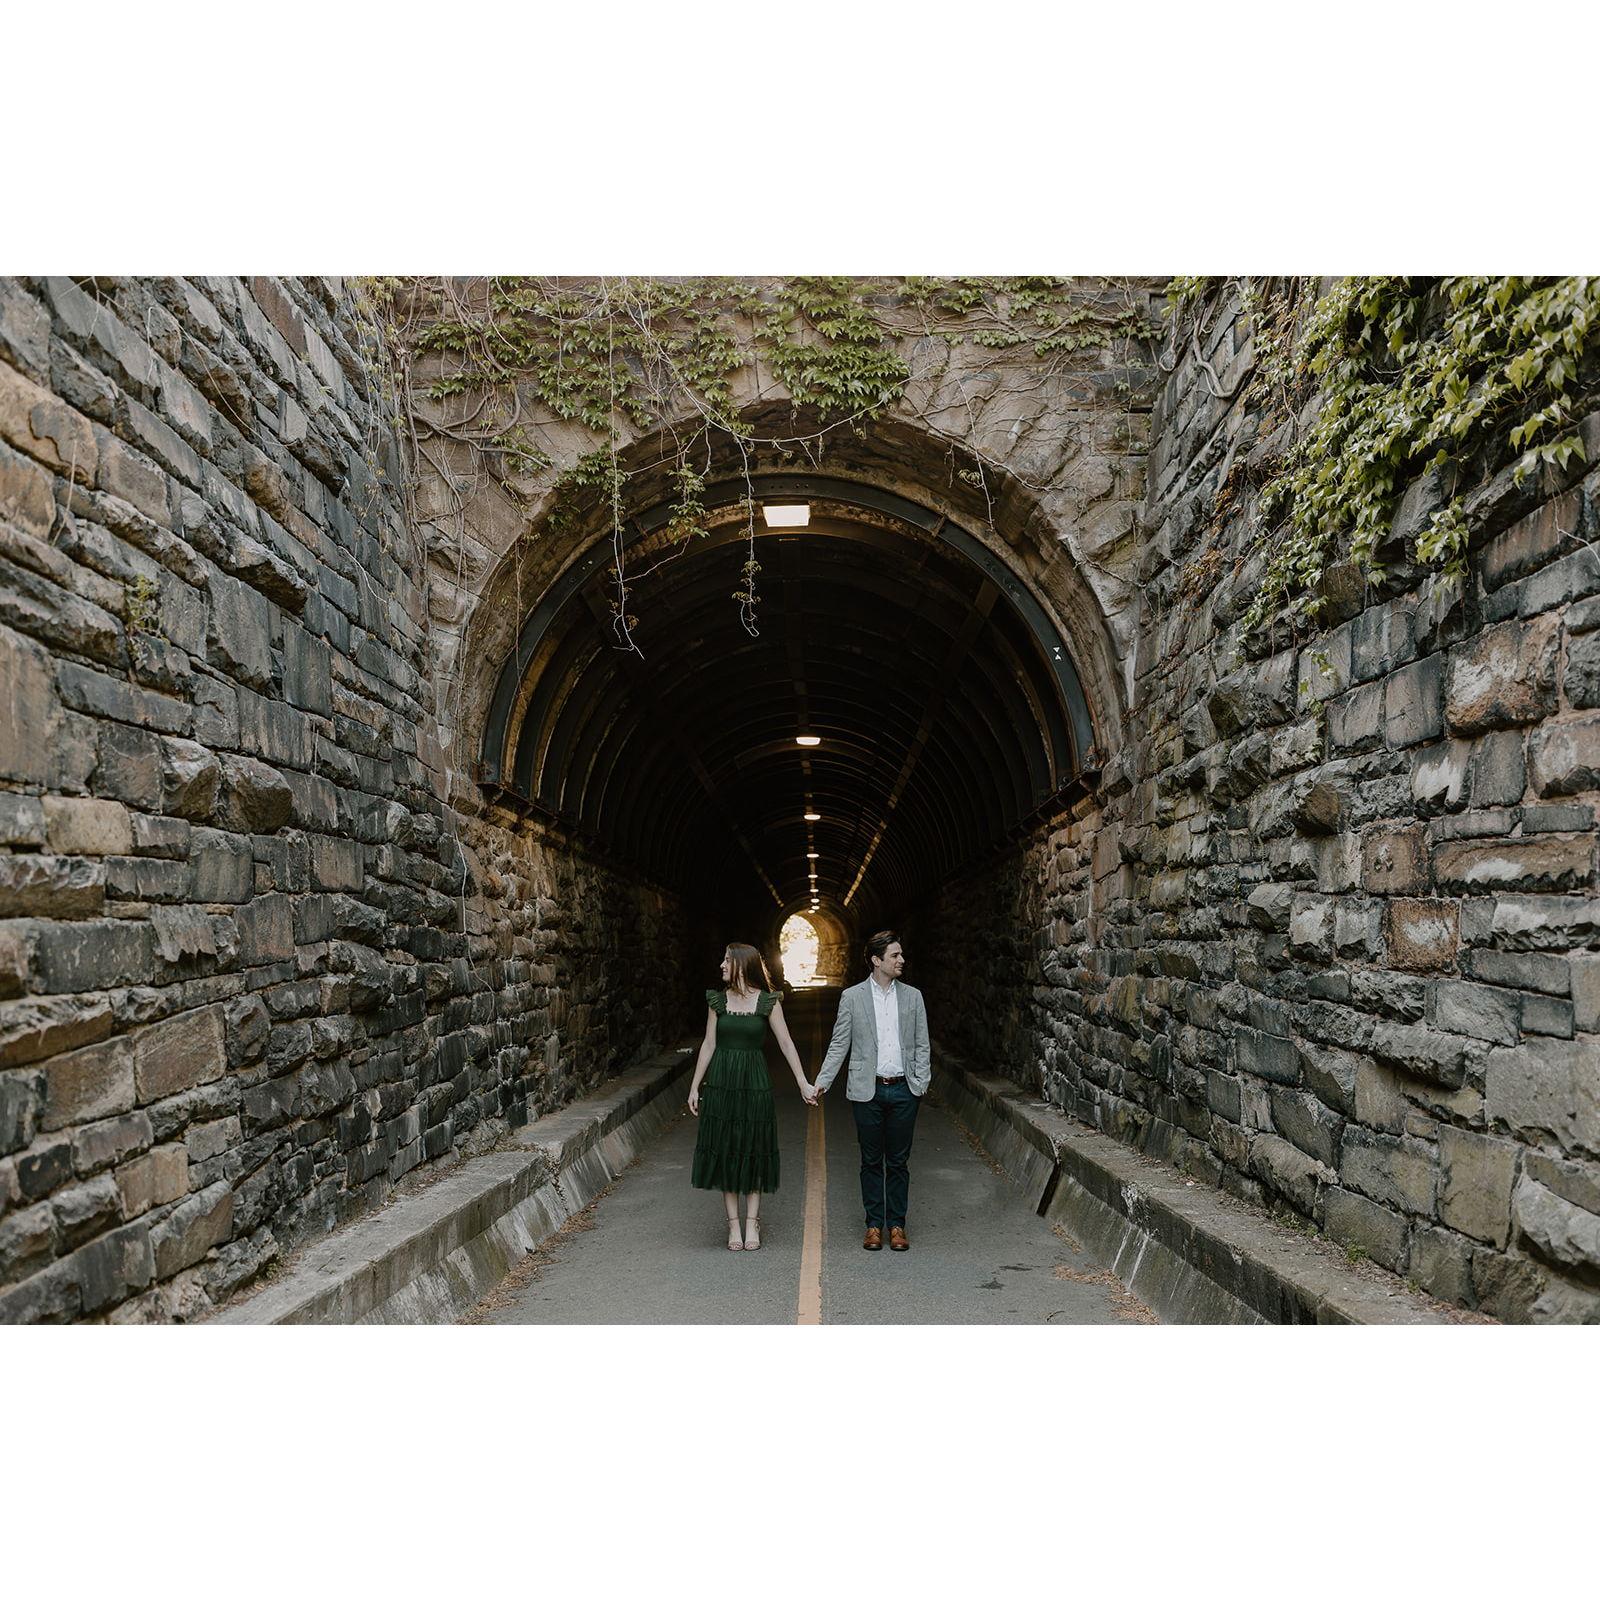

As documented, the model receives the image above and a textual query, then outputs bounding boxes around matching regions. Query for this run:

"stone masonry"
[920,288,1600,1323]
[0,278,696,1322]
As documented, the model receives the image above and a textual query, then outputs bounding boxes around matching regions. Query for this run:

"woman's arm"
[687,1007,717,1115]
[767,1000,816,1104]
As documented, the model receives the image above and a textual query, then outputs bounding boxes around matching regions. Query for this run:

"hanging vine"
[354,274,1158,658]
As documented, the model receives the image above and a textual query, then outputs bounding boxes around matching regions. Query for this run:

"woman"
[688,943,816,1250]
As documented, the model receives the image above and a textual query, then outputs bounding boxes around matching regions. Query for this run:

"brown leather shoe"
[863,1227,883,1250]
[889,1226,909,1251]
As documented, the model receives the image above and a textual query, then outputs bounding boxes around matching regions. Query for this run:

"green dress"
[691,988,781,1194]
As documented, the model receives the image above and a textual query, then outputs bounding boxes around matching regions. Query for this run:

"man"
[810,931,931,1251]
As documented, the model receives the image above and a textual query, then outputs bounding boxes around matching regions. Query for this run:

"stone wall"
[0,278,697,1323]
[922,288,1600,1323]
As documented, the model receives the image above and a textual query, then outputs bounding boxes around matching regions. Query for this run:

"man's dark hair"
[864,929,900,970]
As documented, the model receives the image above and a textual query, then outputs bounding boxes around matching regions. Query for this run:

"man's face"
[875,943,905,980]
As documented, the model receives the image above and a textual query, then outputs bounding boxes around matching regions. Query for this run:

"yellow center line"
[797,1010,826,1325]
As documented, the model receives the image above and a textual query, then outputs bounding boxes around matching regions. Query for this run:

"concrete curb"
[934,1050,1454,1325]
[215,1049,693,1325]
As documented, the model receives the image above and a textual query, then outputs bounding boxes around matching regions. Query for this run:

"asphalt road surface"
[472,987,1155,1326]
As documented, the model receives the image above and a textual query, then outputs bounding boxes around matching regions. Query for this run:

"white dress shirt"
[870,978,902,1077]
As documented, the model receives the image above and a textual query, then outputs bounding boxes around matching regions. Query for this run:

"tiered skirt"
[691,1048,780,1193]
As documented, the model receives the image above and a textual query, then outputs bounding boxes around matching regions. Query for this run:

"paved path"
[471,988,1155,1325]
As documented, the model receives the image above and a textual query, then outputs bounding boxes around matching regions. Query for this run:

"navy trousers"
[852,1078,921,1229]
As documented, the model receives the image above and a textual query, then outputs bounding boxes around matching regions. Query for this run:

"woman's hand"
[688,1086,700,1117]
[799,1082,818,1106]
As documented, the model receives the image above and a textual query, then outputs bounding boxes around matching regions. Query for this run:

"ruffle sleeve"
[757,989,779,1018]
[705,988,725,1014]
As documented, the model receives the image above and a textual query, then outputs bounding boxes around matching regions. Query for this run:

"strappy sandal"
[743,1218,762,1251]
[727,1219,744,1251]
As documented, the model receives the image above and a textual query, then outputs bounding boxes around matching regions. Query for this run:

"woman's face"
[720,950,732,983]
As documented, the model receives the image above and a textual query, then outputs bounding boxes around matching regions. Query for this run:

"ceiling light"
[803,811,821,822]
[795,735,821,747]
[806,852,818,859]
[761,503,810,528]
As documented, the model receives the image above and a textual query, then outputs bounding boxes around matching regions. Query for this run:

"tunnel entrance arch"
[471,470,1117,932]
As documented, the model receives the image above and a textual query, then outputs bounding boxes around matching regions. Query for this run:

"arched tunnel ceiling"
[479,477,1103,931]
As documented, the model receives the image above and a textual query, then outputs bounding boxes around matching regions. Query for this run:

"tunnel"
[474,471,1107,964]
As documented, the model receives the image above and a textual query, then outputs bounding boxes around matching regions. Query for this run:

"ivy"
[1186,276,1600,637]
[379,275,1158,649]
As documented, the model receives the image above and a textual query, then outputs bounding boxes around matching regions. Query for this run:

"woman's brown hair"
[723,942,773,995]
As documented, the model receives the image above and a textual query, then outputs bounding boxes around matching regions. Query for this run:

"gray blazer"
[815,979,931,1102]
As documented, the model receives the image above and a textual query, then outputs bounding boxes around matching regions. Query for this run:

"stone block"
[132,813,191,859]
[216,753,294,833]
[1327,680,1385,752]
[1527,714,1600,797]
[1323,1186,1409,1273]
[0,437,56,536]
[1463,948,1570,996]
[1288,894,1333,962]
[1429,980,1520,1045]
[1566,630,1600,709]
[1245,882,1293,931]
[0,855,106,919]
[283,622,333,715]
[1408,1224,1475,1304]
[1271,1087,1344,1168]
[206,573,274,689]
[150,1180,233,1277]
[311,835,364,892]
[1385,898,1458,973]
[68,1219,154,1313]
[41,797,134,857]
[0,357,98,479]
[1247,1131,1329,1215]
[1489,893,1600,951]
[95,720,164,810]
[0,623,62,784]
[1368,1021,1470,1089]
[1520,546,1600,617]
[32,919,157,993]
[0,1069,45,1154]
[1466,731,1527,806]
[1437,1126,1519,1247]
[115,1143,190,1218]
[52,1173,122,1247]
[96,435,171,527]
[1445,615,1559,733]
[1339,1126,1437,1218]
[0,924,30,999]
[1512,1175,1600,1275]
[1481,489,1580,589]
[1333,900,1383,960]
[1410,740,1468,814]
[158,737,222,821]
[1522,994,1575,1038]
[1235,1026,1301,1085]
[71,1109,153,1176]
[16,1138,74,1201]
[0,1198,60,1281]
[1519,802,1593,833]
[1485,1036,1600,1152]
[0,793,47,847]
[185,1116,239,1164]
[1384,654,1443,747]
[192,672,237,748]
[133,1006,226,1104]
[39,1037,135,1132]
[1573,954,1600,1032]
[237,686,315,769]
[189,829,255,903]
[1361,825,1428,894]
[1434,835,1592,895]
[236,893,293,963]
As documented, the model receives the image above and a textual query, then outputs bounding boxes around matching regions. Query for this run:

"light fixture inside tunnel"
[761,503,811,528]
[795,735,821,747]
[806,851,818,859]
[803,811,821,821]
